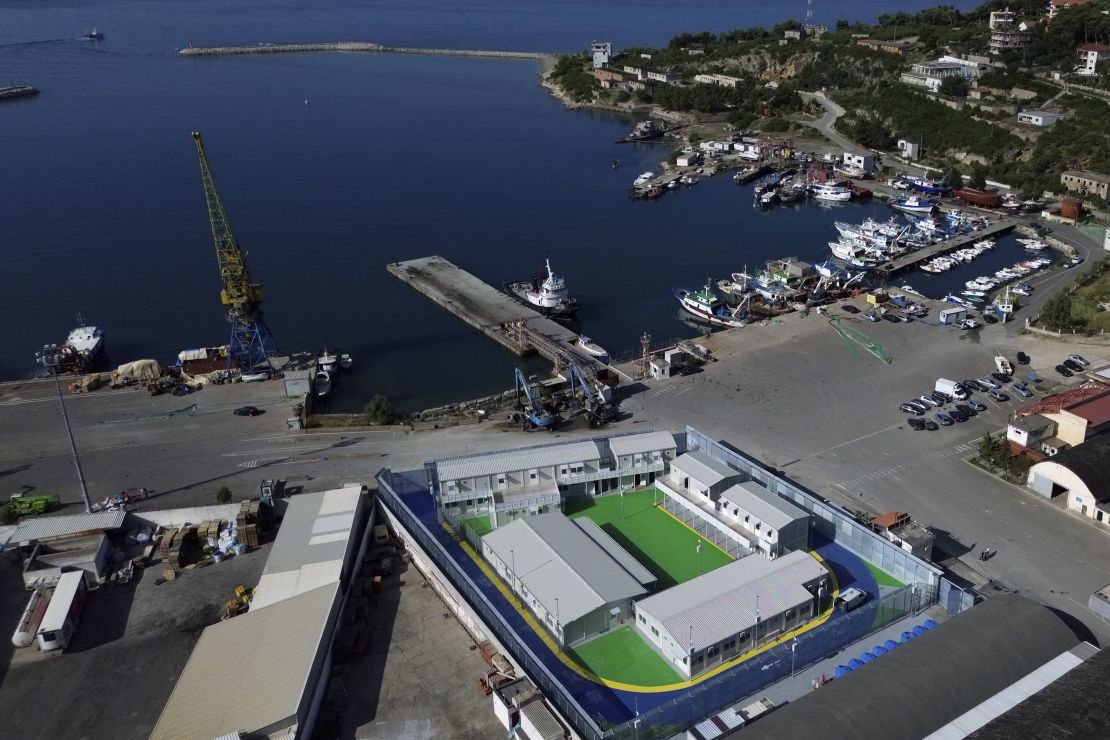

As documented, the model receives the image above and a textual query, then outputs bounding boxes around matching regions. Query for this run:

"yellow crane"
[192,131,277,374]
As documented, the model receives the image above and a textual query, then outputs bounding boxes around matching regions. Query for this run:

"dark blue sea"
[1,0,985,411]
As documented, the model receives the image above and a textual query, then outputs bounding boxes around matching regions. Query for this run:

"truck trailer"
[36,571,88,652]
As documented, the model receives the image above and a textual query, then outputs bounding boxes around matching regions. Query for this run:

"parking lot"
[623,298,1110,643]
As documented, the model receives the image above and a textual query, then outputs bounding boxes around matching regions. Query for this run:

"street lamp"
[34,349,92,513]
[790,636,798,677]
[696,541,703,575]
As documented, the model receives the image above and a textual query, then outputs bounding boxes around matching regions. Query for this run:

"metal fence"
[658,487,751,560]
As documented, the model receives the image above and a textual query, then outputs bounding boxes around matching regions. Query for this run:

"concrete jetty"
[177,42,548,61]
[874,219,1016,276]
[387,256,607,379]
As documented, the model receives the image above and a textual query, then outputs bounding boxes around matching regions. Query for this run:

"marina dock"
[387,256,608,380]
[177,42,547,61]
[874,218,1016,277]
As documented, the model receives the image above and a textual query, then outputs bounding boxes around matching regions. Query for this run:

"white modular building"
[717,481,810,558]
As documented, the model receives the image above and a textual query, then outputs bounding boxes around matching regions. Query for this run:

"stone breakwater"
[177,42,549,61]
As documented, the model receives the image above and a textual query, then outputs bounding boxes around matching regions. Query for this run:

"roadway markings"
[238,460,260,468]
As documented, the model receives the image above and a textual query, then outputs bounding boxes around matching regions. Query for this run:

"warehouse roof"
[437,440,601,481]
[744,594,1082,740]
[719,482,809,530]
[482,513,647,625]
[671,451,740,487]
[573,517,657,587]
[608,430,676,457]
[251,485,363,609]
[635,550,826,653]
[5,510,127,546]
[1031,435,1110,504]
[151,582,340,740]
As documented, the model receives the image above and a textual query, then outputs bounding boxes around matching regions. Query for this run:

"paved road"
[1003,222,1102,336]
[799,92,854,152]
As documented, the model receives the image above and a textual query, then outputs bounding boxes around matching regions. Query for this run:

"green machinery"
[828,317,893,364]
[8,493,60,516]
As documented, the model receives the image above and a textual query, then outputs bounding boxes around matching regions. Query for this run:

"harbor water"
[2,0,982,412]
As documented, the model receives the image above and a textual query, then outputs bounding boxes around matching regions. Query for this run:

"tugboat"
[673,282,747,328]
[35,314,106,374]
[506,260,579,319]
[83,29,104,40]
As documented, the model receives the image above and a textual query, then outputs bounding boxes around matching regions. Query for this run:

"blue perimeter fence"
[376,427,959,739]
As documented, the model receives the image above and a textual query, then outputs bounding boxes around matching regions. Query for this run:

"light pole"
[35,352,92,513]
[696,541,703,575]
[510,549,516,598]
[790,636,798,677]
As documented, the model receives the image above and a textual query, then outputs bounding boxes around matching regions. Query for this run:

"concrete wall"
[129,503,242,528]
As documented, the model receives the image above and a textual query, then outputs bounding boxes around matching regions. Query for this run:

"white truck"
[935,378,968,400]
[36,571,88,652]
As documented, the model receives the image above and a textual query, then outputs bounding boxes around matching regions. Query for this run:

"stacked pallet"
[236,500,261,548]
[196,520,221,542]
[160,526,198,574]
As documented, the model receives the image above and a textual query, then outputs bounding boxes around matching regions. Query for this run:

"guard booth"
[939,307,967,325]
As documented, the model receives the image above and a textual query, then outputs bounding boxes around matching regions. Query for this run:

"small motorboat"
[575,336,610,364]
[84,29,104,40]
[240,372,271,383]
[339,353,353,373]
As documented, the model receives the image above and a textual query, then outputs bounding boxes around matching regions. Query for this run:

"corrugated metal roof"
[482,513,647,625]
[151,582,340,740]
[436,440,601,481]
[719,482,809,531]
[7,510,127,545]
[608,430,677,457]
[520,698,567,739]
[573,517,657,586]
[635,550,826,652]
[671,451,740,487]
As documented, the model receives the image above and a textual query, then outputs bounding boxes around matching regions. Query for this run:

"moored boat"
[507,259,580,318]
[673,283,747,327]
[575,336,610,364]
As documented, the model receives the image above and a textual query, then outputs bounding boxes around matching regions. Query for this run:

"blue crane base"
[229,319,277,375]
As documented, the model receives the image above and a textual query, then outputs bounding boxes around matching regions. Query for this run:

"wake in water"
[0,38,69,49]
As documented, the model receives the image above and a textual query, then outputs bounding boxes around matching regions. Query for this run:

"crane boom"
[191,131,277,374]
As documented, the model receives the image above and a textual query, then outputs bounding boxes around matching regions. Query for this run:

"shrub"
[216,486,232,503]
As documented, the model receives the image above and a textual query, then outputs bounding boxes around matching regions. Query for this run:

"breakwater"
[177,42,548,61]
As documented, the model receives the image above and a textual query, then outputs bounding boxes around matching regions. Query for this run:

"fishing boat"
[339,354,353,373]
[575,336,610,364]
[84,29,104,40]
[313,370,333,399]
[810,182,852,202]
[35,315,106,374]
[901,173,951,196]
[891,195,937,214]
[506,259,579,318]
[758,189,778,206]
[633,171,655,187]
[673,283,747,327]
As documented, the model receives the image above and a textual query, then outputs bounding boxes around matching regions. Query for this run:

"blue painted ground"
[390,475,884,731]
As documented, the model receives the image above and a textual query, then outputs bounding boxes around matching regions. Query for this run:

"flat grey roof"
[608,430,677,457]
[573,517,657,586]
[482,513,647,625]
[719,481,809,530]
[6,510,127,546]
[672,451,740,487]
[437,440,601,481]
[635,550,826,652]
[151,582,340,740]
[745,594,1083,740]
[262,485,363,576]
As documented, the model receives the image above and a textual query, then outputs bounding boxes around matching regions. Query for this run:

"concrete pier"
[177,42,548,61]
[387,256,607,379]
[875,218,1016,276]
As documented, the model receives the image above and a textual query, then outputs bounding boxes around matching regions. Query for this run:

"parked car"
[991,371,1011,383]
[955,403,977,417]
[963,379,985,392]
[1063,358,1085,372]
[917,395,940,408]
[931,391,951,404]
[233,405,263,416]
[1016,351,1030,365]
[1011,382,1033,398]
[948,408,968,422]
[863,311,881,322]
[982,314,998,324]
[966,398,987,412]
[900,403,924,416]
[841,304,860,314]
[935,412,954,426]
[882,313,901,324]
[908,418,926,431]
[924,420,939,431]
[988,389,1010,402]
[978,376,1002,390]
[958,319,980,329]
[1067,354,1090,367]
[1055,364,1074,377]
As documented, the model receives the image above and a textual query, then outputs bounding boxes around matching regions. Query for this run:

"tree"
[946,165,965,187]
[366,394,395,425]
[969,163,988,189]
[1039,291,1074,330]
[216,486,232,503]
[939,76,970,98]
[836,19,850,31]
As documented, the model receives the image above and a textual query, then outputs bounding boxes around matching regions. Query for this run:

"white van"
[837,587,868,612]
